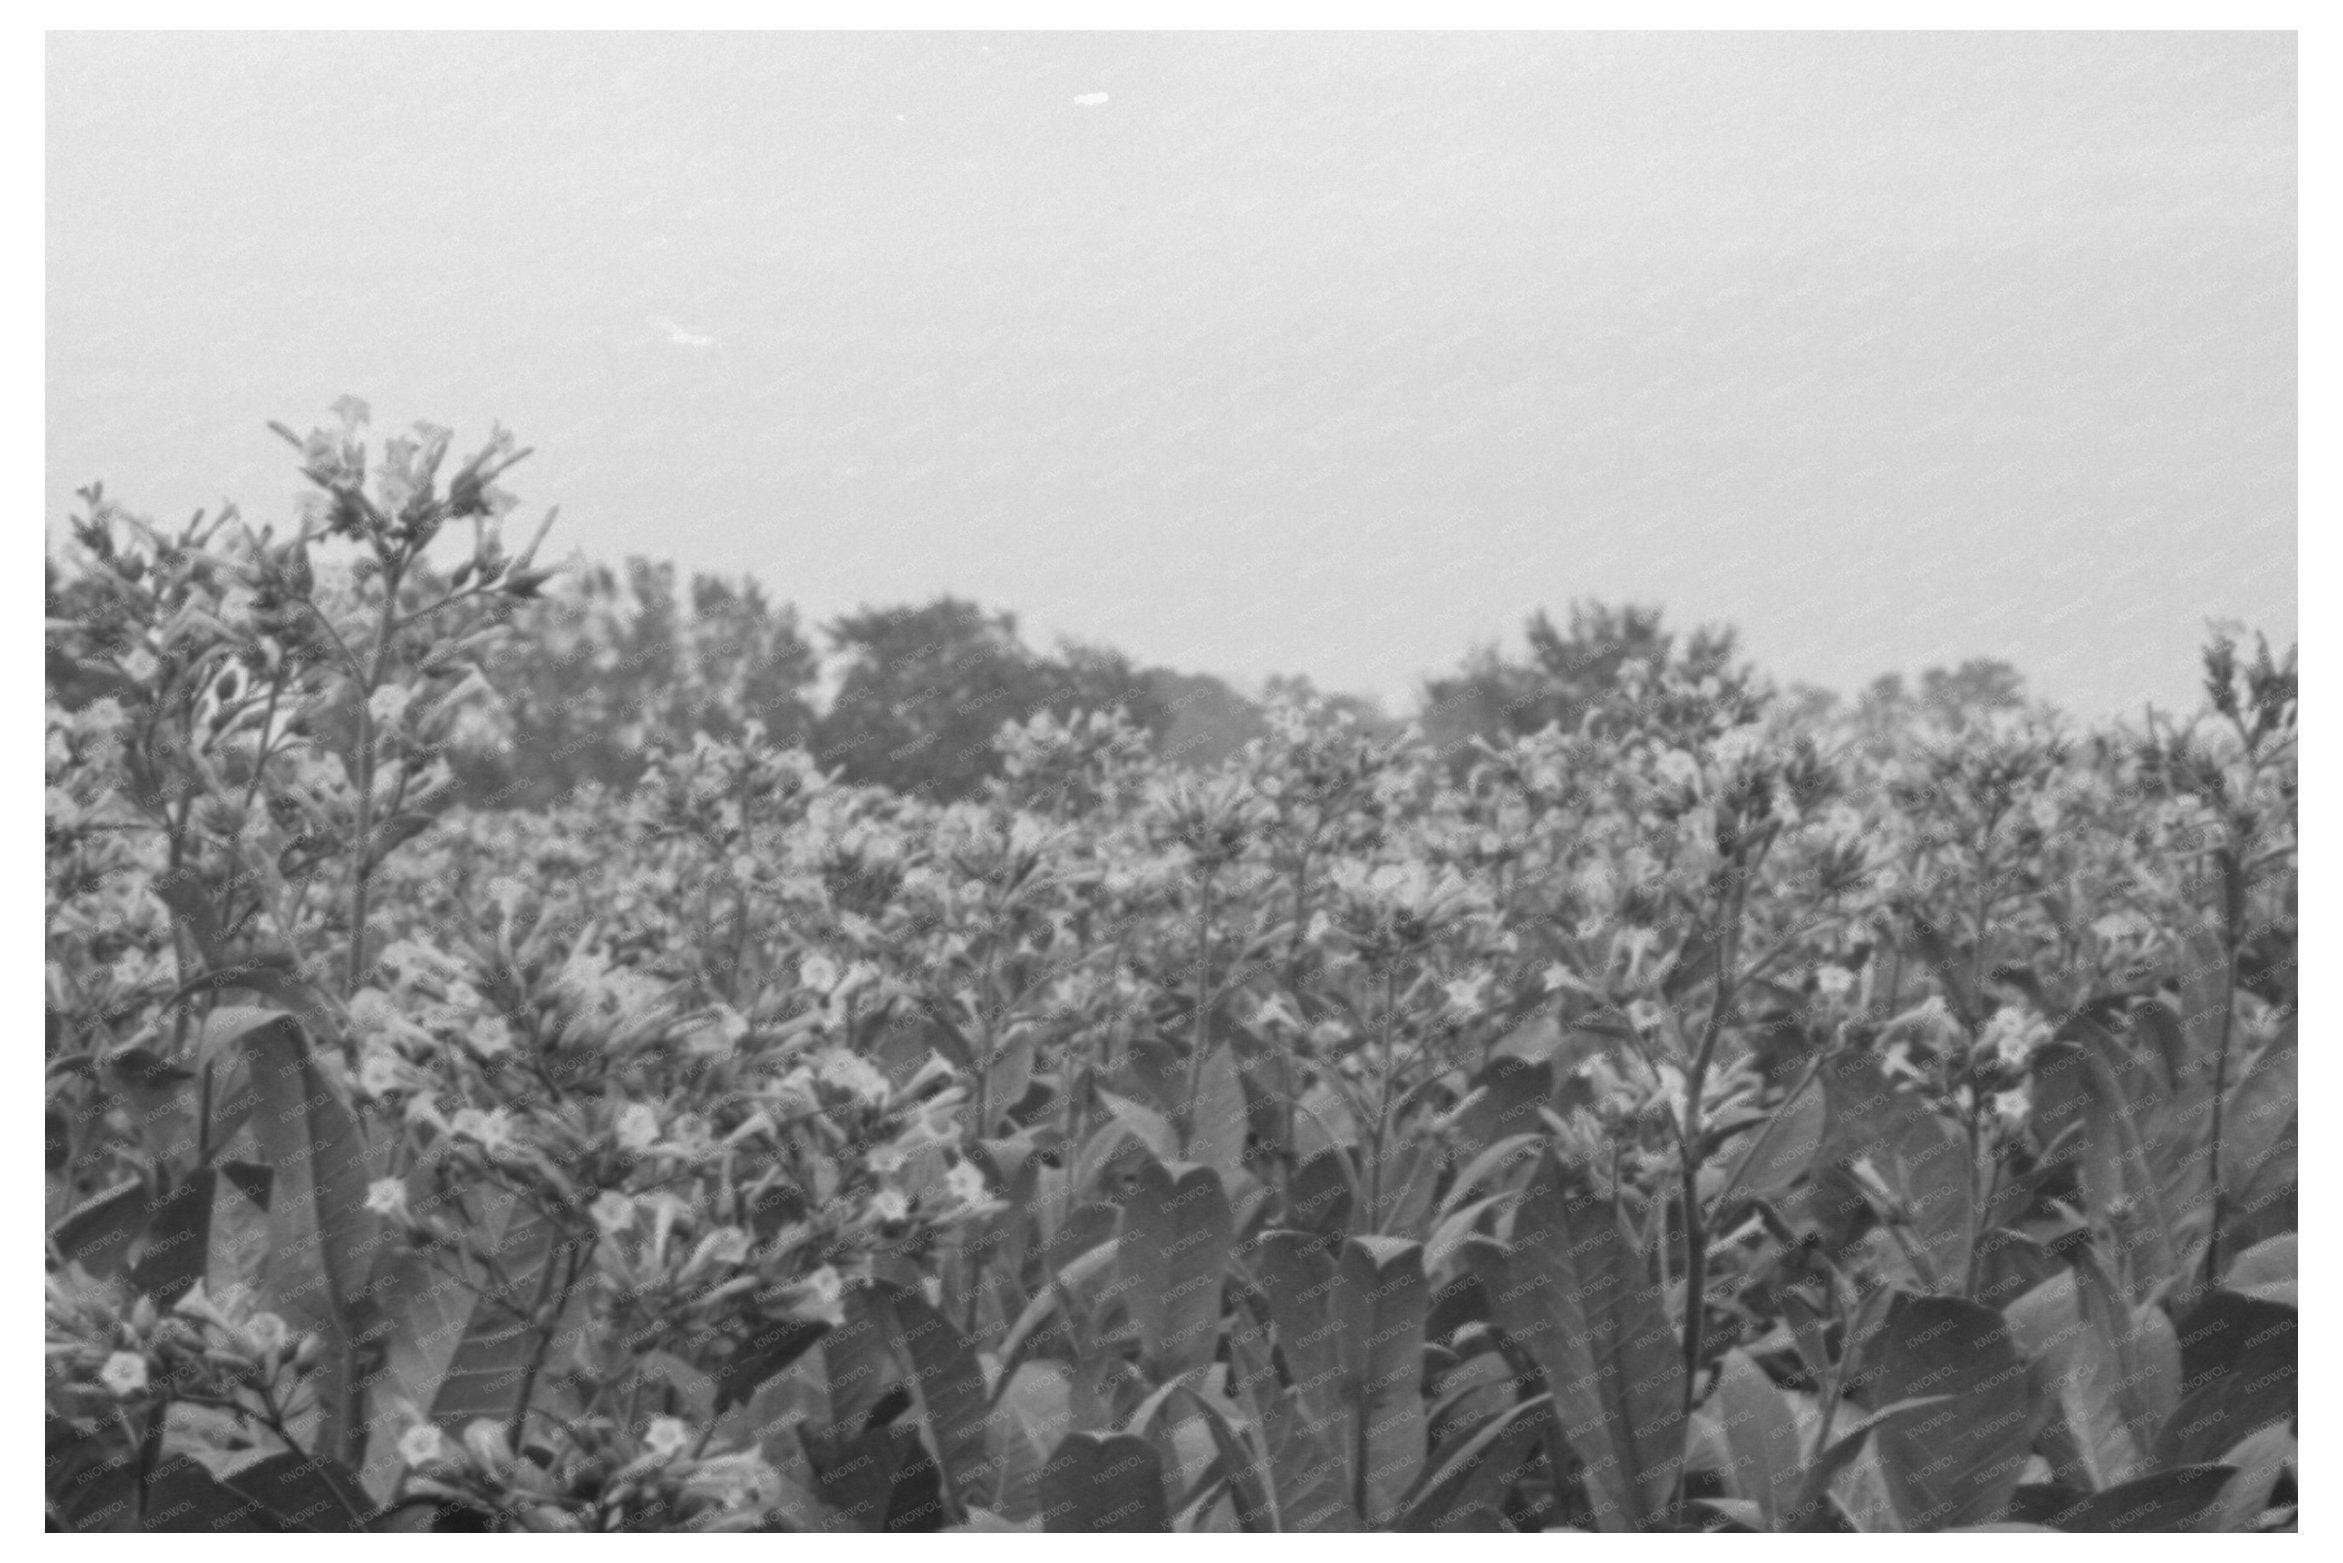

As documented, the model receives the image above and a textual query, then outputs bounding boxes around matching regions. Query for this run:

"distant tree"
[1147,668,1270,768]
[1421,600,1745,754]
[457,555,819,807]
[1919,658,2028,719]
[814,597,1043,798]
[1046,639,1171,734]
[1260,673,1394,733]
[1856,657,2030,734]
[1778,682,1841,727]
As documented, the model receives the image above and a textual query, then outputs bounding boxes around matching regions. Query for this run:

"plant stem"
[1676,857,1750,1440]
[1367,963,1399,1230]
[345,559,404,995]
[2202,843,2243,1287]
[1180,871,1216,1150]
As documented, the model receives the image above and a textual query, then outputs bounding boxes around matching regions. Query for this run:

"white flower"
[590,1191,637,1235]
[367,684,414,731]
[244,1312,290,1355]
[461,1419,514,1474]
[365,1178,410,1220]
[358,1051,404,1097]
[466,1016,515,1059]
[1993,1089,2032,1132]
[1814,965,1856,1001]
[816,1048,890,1105]
[99,1351,148,1397]
[1881,1040,1924,1084]
[799,953,840,995]
[615,1102,662,1153]
[644,1416,693,1459]
[944,1159,987,1207]
[1978,1005,2051,1071]
[870,1188,909,1224]
[399,1423,450,1468]
[449,1107,515,1155]
[1443,974,1490,1018]
[1655,748,1700,791]
[1615,925,1661,981]
[793,1265,848,1326]
[1252,992,1304,1032]
[686,1451,780,1511]
[349,987,435,1051]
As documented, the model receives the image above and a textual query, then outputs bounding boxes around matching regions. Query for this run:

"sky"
[47,31,2295,718]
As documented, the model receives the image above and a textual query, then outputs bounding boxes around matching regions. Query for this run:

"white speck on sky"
[46,32,2294,717]
[650,316,718,350]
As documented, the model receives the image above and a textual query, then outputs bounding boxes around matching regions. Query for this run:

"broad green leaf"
[2031,1020,2209,1299]
[49,1176,147,1280]
[2221,1231,2295,1306]
[1114,1154,1232,1380]
[1391,1393,1546,1533]
[1793,1394,1952,1528]
[239,1011,380,1466]
[2004,1269,2151,1488]
[1712,1066,1825,1211]
[1250,1230,1340,1410]
[1285,1148,1356,1238]
[714,1316,828,1413]
[124,1168,215,1306]
[1715,1348,1804,1530]
[1225,1295,1355,1530]
[991,1361,1076,1520]
[867,1280,997,1518]
[365,1182,571,1489]
[2195,1423,2293,1532]
[1479,1152,1682,1531]
[1808,1054,1971,1289]
[2069,1247,2179,1464]
[1334,1235,1428,1525]
[1182,1386,1277,1532]
[980,1033,1035,1137]
[1850,1291,2035,1530]
[2157,1289,2295,1467]
[1443,1056,1554,1164]
[1184,1044,1249,1179]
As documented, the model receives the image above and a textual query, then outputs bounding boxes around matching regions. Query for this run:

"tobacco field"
[44,413,2299,1532]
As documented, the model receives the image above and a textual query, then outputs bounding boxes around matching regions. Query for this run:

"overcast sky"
[48,31,2294,717]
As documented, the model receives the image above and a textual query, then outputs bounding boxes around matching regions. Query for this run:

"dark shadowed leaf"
[1038,1432,1169,1532]
[140,1452,374,1532]
[2157,1289,2295,1467]
[1849,1291,2035,1530]
[867,1280,997,1517]
[2011,1465,2236,1532]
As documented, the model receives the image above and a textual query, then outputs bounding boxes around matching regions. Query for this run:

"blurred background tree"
[1420,600,1745,753]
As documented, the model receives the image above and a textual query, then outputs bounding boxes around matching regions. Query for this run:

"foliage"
[45,410,2296,1532]
[455,557,823,809]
